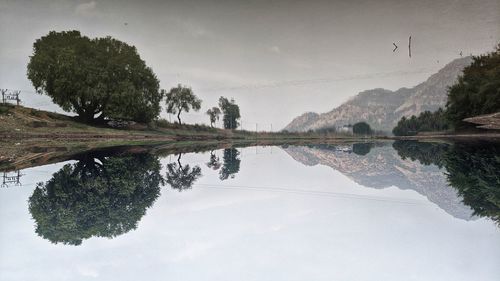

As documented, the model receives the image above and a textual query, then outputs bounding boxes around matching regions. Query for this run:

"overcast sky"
[1,0,499,129]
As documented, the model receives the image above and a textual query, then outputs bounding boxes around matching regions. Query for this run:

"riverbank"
[0,105,371,171]
[2,104,499,171]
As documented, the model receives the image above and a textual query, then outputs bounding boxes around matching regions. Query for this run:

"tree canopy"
[392,140,500,225]
[206,107,221,127]
[352,122,372,135]
[392,108,449,136]
[165,84,202,124]
[218,97,240,129]
[219,148,241,180]
[165,154,202,191]
[27,30,163,123]
[28,152,163,245]
[446,45,500,129]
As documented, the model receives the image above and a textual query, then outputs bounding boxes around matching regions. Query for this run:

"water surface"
[1,141,499,281]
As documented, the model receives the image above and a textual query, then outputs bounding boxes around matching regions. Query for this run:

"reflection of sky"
[1,147,499,281]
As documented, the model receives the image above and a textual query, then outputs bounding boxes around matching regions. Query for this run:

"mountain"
[283,57,473,132]
[283,144,475,221]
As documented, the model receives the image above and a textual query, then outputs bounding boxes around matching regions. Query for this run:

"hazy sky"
[1,0,499,129]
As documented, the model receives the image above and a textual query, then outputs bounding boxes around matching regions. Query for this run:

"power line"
[193,183,430,206]
[201,67,436,92]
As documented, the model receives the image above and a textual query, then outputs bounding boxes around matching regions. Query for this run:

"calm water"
[1,141,499,281]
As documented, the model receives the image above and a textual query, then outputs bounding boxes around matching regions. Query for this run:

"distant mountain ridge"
[283,57,473,132]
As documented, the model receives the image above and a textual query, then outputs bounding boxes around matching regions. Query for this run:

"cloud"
[75,1,97,16]
[269,46,281,54]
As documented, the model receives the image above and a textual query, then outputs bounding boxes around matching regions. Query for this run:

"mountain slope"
[284,57,473,132]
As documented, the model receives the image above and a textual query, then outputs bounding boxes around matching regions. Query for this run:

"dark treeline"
[446,44,500,129]
[392,108,449,136]
[393,140,500,225]
[393,45,500,136]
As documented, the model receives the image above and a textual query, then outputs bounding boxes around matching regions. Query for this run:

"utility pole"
[408,35,412,58]
[14,90,20,106]
[1,89,6,104]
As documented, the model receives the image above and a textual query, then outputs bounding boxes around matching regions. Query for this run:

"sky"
[0,0,499,129]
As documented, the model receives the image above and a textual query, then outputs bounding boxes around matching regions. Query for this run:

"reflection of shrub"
[352,143,373,156]
[29,153,163,245]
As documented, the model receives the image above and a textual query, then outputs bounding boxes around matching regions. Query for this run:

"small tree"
[165,84,202,124]
[218,97,240,129]
[353,122,372,135]
[206,107,221,127]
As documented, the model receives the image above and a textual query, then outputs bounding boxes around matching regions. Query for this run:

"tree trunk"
[177,110,182,125]
[177,153,182,167]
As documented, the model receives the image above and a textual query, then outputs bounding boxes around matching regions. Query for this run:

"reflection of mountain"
[283,144,475,220]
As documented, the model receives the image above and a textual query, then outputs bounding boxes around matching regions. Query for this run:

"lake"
[1,141,499,281]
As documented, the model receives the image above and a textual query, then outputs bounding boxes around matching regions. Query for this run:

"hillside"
[284,57,473,132]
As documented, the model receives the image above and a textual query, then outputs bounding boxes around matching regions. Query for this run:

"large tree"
[28,152,163,245]
[446,44,500,129]
[27,30,163,123]
[165,84,202,124]
[218,97,240,129]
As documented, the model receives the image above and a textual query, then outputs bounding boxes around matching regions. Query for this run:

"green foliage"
[352,122,372,135]
[392,108,449,136]
[27,30,163,123]
[219,148,240,180]
[28,152,163,245]
[206,151,221,170]
[0,104,12,115]
[352,143,374,155]
[165,154,202,191]
[392,140,500,225]
[314,126,337,134]
[392,140,449,168]
[446,45,500,129]
[165,84,202,125]
[218,97,240,129]
[445,142,500,225]
[206,107,221,127]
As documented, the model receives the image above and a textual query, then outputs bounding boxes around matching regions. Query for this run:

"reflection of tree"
[166,153,202,191]
[352,143,374,156]
[28,152,163,246]
[219,148,241,180]
[392,140,448,168]
[393,140,500,225]
[206,151,221,170]
[445,142,500,225]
